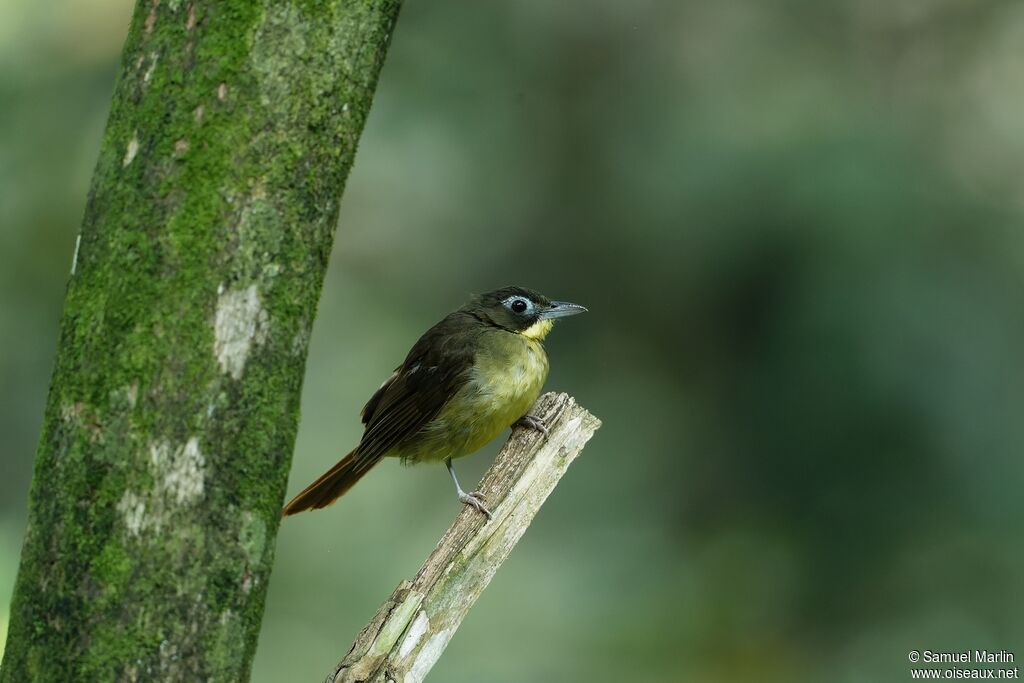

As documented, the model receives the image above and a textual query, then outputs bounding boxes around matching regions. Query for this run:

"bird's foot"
[458,490,493,519]
[515,414,549,434]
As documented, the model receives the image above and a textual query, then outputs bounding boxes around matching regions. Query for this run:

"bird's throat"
[520,318,554,341]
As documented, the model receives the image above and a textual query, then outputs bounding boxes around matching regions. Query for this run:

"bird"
[282,286,586,519]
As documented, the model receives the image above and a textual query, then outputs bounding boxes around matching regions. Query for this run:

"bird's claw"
[515,414,549,435]
[459,490,493,519]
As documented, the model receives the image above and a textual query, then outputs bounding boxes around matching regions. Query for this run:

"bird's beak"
[540,301,588,319]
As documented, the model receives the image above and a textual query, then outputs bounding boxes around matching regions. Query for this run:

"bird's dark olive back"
[350,310,482,472]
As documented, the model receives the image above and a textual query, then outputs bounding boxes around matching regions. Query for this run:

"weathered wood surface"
[327,391,601,683]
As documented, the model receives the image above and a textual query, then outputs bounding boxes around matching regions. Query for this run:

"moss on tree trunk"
[0,0,402,680]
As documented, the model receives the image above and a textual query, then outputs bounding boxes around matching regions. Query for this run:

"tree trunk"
[1,1,402,680]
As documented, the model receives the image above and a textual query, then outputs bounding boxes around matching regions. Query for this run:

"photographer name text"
[918,652,1015,664]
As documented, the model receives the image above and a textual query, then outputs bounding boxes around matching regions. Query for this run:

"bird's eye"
[511,298,528,314]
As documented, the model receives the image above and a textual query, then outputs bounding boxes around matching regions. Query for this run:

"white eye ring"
[504,296,533,315]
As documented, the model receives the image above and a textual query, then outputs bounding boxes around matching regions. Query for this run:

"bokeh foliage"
[3,1,1023,681]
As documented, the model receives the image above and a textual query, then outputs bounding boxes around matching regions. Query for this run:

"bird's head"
[470,286,587,340]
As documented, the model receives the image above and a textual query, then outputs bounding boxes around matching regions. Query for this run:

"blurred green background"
[4,1,1024,681]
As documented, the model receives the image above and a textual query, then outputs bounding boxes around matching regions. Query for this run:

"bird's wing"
[349,312,478,474]
[360,369,399,426]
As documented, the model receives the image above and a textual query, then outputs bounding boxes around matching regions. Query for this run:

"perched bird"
[282,286,586,519]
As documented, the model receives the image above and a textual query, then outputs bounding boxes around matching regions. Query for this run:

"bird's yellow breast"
[397,330,549,464]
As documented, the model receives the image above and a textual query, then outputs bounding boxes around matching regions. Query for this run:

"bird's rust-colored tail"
[282,449,370,516]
